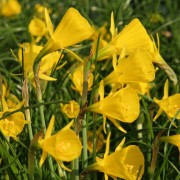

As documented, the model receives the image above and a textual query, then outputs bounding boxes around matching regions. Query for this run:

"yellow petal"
[58,160,71,172]
[110,12,115,38]
[104,132,111,157]
[163,79,169,98]
[38,73,57,81]
[1,96,8,111]
[39,150,48,167]
[45,115,55,139]
[108,117,127,133]
[160,134,180,149]
[98,80,104,101]
[115,137,126,152]
[44,8,54,37]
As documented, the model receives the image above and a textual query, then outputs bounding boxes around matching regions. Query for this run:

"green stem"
[141,96,154,179]
[23,78,33,141]
[82,114,88,169]
[72,158,79,180]
[73,55,92,179]
[34,73,55,177]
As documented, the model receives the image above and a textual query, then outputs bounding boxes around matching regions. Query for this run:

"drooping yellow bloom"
[0,0,21,17]
[95,18,153,61]
[38,116,82,171]
[28,17,47,37]
[86,86,140,132]
[0,97,28,140]
[18,43,61,82]
[153,79,180,121]
[2,81,21,109]
[61,100,80,118]
[70,64,94,95]
[160,134,180,162]
[86,133,144,180]
[34,7,94,63]
[103,48,155,85]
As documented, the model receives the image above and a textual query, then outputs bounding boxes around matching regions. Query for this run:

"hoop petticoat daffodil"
[28,17,47,37]
[60,100,80,118]
[103,48,155,86]
[38,115,82,171]
[33,7,94,73]
[83,132,144,180]
[153,79,180,122]
[0,0,21,17]
[0,97,28,140]
[18,43,61,82]
[95,18,153,61]
[70,64,94,95]
[86,82,140,133]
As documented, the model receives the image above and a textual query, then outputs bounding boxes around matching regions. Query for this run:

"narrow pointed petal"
[45,115,55,139]
[45,8,54,37]
[39,150,48,167]
[160,135,180,148]
[104,132,111,157]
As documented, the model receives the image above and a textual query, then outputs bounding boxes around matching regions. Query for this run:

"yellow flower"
[34,7,94,61]
[85,133,144,180]
[38,116,82,171]
[18,43,61,82]
[0,0,21,17]
[153,79,180,121]
[70,64,94,95]
[28,17,47,37]
[87,126,104,153]
[2,81,21,109]
[0,97,28,140]
[86,86,140,133]
[160,134,180,162]
[61,100,80,118]
[103,48,155,85]
[95,18,153,61]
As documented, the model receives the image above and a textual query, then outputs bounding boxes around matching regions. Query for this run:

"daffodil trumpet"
[33,7,94,75]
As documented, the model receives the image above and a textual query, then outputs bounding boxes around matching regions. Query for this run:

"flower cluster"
[0,2,179,180]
